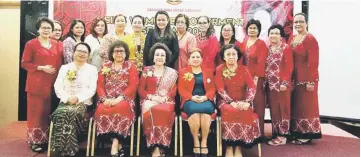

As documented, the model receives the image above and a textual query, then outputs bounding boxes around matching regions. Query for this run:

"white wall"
[308,0,360,119]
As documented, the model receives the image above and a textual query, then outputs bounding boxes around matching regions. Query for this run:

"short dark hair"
[90,18,108,38]
[74,42,91,54]
[108,40,130,62]
[246,19,262,37]
[149,42,171,65]
[131,15,145,25]
[175,14,190,30]
[36,17,54,31]
[268,24,285,37]
[294,12,308,23]
[197,16,215,38]
[114,14,127,23]
[66,19,86,42]
[220,44,246,65]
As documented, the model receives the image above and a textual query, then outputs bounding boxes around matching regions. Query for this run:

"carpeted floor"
[0,122,359,157]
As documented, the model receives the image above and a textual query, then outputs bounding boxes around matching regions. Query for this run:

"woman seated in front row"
[94,41,139,157]
[178,48,216,157]
[215,44,261,157]
[51,42,98,156]
[138,43,178,157]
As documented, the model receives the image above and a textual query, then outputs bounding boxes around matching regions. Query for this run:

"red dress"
[215,64,260,148]
[265,43,293,136]
[138,66,178,147]
[94,61,139,138]
[197,34,219,71]
[240,39,268,136]
[289,33,321,139]
[21,38,63,144]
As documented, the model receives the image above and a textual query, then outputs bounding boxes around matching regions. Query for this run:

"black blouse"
[143,29,179,68]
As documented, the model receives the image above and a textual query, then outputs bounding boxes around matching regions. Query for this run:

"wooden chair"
[179,111,221,156]
[90,120,136,156]
[219,113,262,157]
[47,106,94,157]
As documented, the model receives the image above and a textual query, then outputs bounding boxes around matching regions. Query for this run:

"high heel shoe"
[160,151,166,157]
[193,147,201,157]
[118,147,125,157]
[200,147,208,157]
[30,144,43,153]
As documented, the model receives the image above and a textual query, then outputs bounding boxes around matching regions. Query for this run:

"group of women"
[21,10,321,157]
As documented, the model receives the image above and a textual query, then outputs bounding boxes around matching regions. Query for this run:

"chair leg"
[130,123,134,156]
[136,116,141,156]
[180,116,184,156]
[216,117,219,156]
[86,118,93,157]
[91,120,96,156]
[47,121,54,157]
[219,117,222,157]
[258,143,262,157]
[174,116,178,156]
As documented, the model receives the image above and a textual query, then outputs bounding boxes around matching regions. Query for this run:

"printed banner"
[52,0,293,43]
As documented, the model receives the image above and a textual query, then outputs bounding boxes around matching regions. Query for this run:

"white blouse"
[84,35,101,57]
[85,34,105,71]
[54,62,98,105]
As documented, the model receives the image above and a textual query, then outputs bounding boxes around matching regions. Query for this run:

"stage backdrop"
[50,0,293,44]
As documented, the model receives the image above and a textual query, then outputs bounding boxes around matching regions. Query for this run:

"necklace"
[39,37,51,49]
[177,31,186,41]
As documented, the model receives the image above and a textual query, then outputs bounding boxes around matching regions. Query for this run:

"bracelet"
[100,97,107,103]
[146,94,152,100]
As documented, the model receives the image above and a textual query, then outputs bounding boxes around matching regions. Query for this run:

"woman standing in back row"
[174,13,197,71]
[289,13,321,144]
[196,16,219,71]
[143,11,179,69]
[21,17,63,153]
[240,19,268,139]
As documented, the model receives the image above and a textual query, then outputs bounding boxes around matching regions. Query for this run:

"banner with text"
[52,0,293,43]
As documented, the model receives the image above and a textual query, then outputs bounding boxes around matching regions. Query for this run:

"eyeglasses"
[114,50,126,54]
[294,20,306,24]
[40,27,52,30]
[75,50,89,54]
[269,32,280,35]
[222,29,233,32]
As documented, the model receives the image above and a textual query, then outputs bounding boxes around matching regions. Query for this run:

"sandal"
[152,147,162,157]
[292,139,312,145]
[268,137,287,146]
[30,144,43,152]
